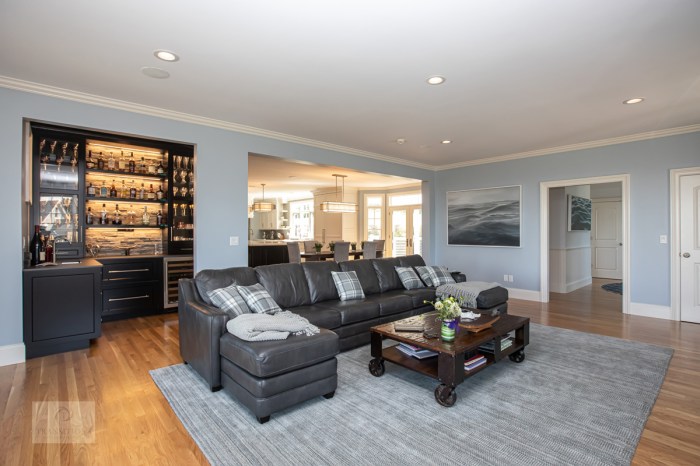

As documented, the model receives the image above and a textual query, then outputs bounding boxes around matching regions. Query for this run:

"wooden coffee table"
[369,312,529,406]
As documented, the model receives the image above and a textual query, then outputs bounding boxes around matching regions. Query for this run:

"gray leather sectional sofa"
[178,254,508,392]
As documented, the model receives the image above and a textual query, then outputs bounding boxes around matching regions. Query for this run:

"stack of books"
[464,354,487,372]
[478,333,514,353]
[396,343,438,359]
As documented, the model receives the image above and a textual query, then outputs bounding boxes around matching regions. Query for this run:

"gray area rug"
[150,324,672,466]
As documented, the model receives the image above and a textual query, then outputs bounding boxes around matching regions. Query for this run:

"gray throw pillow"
[207,284,251,317]
[236,283,283,314]
[395,266,424,290]
[414,266,434,286]
[331,270,366,301]
[428,266,456,286]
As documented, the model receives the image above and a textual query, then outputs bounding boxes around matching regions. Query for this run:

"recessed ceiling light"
[154,50,179,62]
[141,67,170,79]
[426,75,446,85]
[441,140,452,144]
[623,97,644,105]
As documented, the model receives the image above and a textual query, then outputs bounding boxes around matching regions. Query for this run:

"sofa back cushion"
[338,259,381,295]
[398,255,426,268]
[255,263,311,308]
[302,261,341,303]
[371,257,403,292]
[195,267,258,306]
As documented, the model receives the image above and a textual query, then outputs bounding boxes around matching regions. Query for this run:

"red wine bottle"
[30,225,41,266]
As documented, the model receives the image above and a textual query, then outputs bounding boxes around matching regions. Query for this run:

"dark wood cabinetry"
[99,257,163,320]
[248,245,289,267]
[23,260,103,358]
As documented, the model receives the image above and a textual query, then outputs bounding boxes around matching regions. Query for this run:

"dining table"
[299,250,383,261]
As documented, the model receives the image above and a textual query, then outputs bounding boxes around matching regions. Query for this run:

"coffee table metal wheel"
[434,384,457,407]
[369,358,385,377]
[509,349,525,363]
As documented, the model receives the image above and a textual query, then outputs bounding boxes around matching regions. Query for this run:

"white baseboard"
[567,277,592,293]
[628,302,673,320]
[507,288,542,302]
[0,343,25,366]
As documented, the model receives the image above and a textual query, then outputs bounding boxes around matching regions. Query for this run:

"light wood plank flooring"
[1,279,698,465]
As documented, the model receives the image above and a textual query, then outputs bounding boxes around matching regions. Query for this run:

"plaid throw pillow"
[236,283,283,314]
[331,270,366,301]
[414,266,434,286]
[395,266,424,290]
[207,284,251,317]
[428,266,456,286]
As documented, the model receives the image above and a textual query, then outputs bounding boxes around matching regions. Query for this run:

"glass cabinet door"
[38,140,80,191]
[39,194,81,243]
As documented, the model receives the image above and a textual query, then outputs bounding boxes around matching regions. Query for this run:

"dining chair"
[303,240,316,253]
[362,241,377,259]
[333,241,350,263]
[374,239,385,255]
[287,242,302,263]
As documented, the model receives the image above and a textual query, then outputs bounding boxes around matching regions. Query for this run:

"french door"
[388,206,421,257]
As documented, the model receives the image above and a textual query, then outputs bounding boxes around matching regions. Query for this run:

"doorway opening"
[540,175,630,314]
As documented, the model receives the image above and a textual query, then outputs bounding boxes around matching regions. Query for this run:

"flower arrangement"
[424,296,464,321]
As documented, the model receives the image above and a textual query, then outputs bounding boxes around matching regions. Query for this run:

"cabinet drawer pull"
[108,268,150,274]
[108,294,150,302]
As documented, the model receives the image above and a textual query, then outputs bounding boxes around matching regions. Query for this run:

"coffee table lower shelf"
[369,314,529,407]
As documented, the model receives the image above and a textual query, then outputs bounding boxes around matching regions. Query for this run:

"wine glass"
[70,143,79,171]
[180,186,188,198]
[174,155,182,170]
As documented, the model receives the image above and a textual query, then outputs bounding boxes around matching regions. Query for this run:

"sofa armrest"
[178,278,229,391]
[450,271,467,283]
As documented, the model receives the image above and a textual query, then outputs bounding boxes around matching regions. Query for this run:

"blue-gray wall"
[434,132,700,307]
[0,86,435,348]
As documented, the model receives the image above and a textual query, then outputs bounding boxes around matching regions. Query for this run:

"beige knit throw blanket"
[226,311,320,341]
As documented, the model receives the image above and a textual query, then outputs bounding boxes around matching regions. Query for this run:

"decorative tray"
[459,314,500,333]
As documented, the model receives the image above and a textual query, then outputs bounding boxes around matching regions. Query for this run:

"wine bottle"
[30,225,41,266]
[46,234,54,263]
[39,234,46,263]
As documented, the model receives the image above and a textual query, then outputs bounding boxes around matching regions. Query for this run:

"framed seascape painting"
[567,194,591,231]
[447,185,521,247]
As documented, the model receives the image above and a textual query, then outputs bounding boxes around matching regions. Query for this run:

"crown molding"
[434,124,700,171]
[0,76,434,171]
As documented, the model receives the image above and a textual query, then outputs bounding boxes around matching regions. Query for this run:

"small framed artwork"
[447,185,521,247]
[567,195,591,231]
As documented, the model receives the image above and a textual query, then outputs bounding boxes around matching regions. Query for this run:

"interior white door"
[591,200,622,279]
[680,174,700,323]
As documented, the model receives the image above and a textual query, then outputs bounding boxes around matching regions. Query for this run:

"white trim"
[436,124,700,171]
[0,343,25,366]
[670,167,700,321]
[629,302,672,320]
[3,76,699,172]
[540,174,630,314]
[0,75,433,171]
[507,288,542,302]
[566,277,593,293]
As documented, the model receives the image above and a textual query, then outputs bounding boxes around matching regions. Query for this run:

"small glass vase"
[441,319,458,342]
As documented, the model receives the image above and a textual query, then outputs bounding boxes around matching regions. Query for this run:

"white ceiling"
[2,1,699,168]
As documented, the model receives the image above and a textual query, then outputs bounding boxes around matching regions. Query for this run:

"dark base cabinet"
[248,245,289,267]
[100,257,164,321]
[23,260,103,359]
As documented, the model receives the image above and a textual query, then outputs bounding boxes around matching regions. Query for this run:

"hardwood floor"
[1,280,699,465]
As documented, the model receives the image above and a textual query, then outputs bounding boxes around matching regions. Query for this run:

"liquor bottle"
[39,234,46,263]
[113,204,122,225]
[110,180,117,198]
[139,183,146,200]
[148,184,156,200]
[107,152,116,171]
[118,151,127,171]
[128,152,136,173]
[30,225,41,266]
[129,181,136,198]
[97,152,105,170]
[147,160,156,174]
[139,157,146,174]
[156,210,163,225]
[87,182,96,197]
[142,206,150,226]
[86,150,95,169]
[86,207,94,224]
[156,184,164,200]
[100,180,109,197]
[100,204,108,224]
[127,205,135,225]
[121,180,128,198]
[46,234,54,263]
[157,159,165,175]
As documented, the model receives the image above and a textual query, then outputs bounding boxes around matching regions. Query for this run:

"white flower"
[434,301,444,311]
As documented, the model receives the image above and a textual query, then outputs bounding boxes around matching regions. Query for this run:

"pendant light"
[252,183,274,212]
[320,174,358,213]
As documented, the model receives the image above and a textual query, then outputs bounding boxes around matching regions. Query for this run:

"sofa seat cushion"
[195,267,258,306]
[219,328,339,378]
[290,305,342,330]
[476,286,509,308]
[400,287,437,308]
[317,299,380,325]
[364,292,415,316]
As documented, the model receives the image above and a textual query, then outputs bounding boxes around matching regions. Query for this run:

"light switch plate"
[229,236,239,246]
[660,235,667,244]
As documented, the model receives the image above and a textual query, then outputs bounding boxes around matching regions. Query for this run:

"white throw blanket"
[226,311,320,342]
[436,281,501,308]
